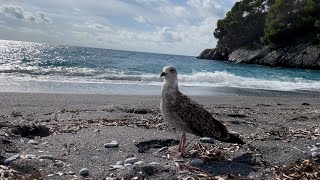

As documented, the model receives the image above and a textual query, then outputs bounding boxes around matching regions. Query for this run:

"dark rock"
[197,49,227,60]
[198,43,320,70]
[79,168,89,176]
[3,154,20,165]
[11,124,50,138]
[302,103,310,106]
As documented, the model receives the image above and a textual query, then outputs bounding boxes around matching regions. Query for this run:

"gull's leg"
[180,132,186,156]
[178,132,183,152]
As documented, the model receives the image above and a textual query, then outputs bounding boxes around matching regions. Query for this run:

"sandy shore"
[0,91,320,179]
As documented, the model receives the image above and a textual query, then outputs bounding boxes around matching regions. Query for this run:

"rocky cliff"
[197,44,320,70]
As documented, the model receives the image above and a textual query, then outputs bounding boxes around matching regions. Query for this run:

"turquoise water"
[1,40,320,95]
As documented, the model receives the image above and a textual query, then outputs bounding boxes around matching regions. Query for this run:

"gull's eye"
[170,69,176,73]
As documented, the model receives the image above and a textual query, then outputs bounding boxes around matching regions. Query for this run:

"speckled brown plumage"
[160,66,244,145]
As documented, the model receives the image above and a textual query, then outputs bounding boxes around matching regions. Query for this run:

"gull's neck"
[161,78,179,96]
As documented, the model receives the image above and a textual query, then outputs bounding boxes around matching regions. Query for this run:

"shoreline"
[0,92,319,179]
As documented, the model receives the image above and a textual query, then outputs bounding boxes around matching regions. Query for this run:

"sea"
[1,39,320,96]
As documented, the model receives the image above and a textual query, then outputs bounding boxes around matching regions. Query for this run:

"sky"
[0,0,237,56]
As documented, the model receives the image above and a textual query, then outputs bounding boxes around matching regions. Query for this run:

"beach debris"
[27,139,39,145]
[189,143,227,164]
[0,165,43,179]
[3,154,20,165]
[104,140,119,148]
[272,159,320,179]
[79,168,89,176]
[11,124,50,138]
[200,137,214,144]
[124,157,138,164]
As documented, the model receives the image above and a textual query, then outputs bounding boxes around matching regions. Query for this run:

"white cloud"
[134,15,147,23]
[0,0,238,55]
[0,4,53,24]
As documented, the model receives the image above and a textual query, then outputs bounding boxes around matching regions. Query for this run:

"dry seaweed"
[272,159,320,179]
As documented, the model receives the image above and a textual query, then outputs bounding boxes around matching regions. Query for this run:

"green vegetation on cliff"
[213,0,320,51]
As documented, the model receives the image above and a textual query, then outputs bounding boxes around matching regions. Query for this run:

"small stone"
[190,158,204,166]
[124,163,132,167]
[115,161,123,165]
[302,103,310,106]
[311,151,320,158]
[148,162,160,165]
[67,171,75,175]
[316,143,320,147]
[310,146,319,152]
[4,154,20,165]
[92,156,100,161]
[25,154,37,159]
[104,141,119,148]
[79,168,89,176]
[124,157,138,164]
[27,140,39,145]
[134,161,144,165]
[200,137,214,144]
[110,165,125,169]
[94,129,100,133]
[54,160,64,167]
[39,155,55,160]
[315,128,320,133]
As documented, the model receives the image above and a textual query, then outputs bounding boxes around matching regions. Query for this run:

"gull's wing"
[173,92,245,144]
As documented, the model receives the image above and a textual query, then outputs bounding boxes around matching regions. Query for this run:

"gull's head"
[160,66,177,82]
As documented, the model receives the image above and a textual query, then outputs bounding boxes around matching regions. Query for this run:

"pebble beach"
[0,91,320,179]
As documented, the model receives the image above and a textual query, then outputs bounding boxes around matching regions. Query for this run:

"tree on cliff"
[264,0,320,46]
[213,0,275,52]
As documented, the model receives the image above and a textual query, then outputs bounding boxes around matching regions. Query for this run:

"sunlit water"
[1,40,320,95]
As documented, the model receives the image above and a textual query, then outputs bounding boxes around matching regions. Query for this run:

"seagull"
[160,66,245,156]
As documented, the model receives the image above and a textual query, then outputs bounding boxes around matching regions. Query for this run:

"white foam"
[1,70,320,92]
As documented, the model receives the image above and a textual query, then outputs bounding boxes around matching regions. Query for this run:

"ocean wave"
[1,69,320,91]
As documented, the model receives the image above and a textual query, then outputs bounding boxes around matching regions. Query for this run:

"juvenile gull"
[160,66,245,156]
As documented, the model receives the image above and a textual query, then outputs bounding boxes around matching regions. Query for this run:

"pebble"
[27,139,39,145]
[104,141,119,148]
[134,161,144,165]
[173,158,185,163]
[310,146,319,152]
[25,154,37,159]
[124,163,132,167]
[54,160,64,167]
[38,155,55,160]
[200,137,214,144]
[294,134,307,138]
[190,158,204,166]
[311,151,320,158]
[148,162,160,165]
[79,168,89,176]
[3,154,20,165]
[115,161,123,165]
[67,171,75,175]
[315,128,320,133]
[109,165,125,169]
[124,157,138,164]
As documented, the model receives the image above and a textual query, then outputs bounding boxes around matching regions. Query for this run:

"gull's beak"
[160,72,167,77]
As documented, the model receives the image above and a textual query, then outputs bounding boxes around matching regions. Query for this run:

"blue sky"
[0,0,237,55]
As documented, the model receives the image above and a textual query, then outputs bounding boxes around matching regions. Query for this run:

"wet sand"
[0,91,320,179]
